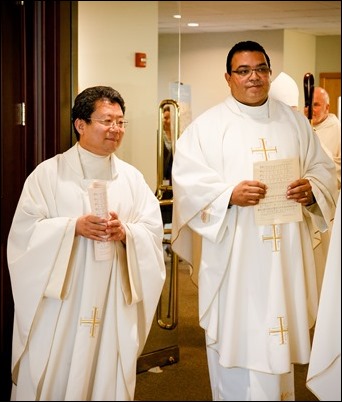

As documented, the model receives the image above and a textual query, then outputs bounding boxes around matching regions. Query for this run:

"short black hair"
[226,41,271,74]
[72,86,125,140]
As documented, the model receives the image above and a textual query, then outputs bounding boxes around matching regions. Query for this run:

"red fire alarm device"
[135,52,146,68]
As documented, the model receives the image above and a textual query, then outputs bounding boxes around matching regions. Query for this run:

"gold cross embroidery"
[269,316,288,345]
[251,138,277,161]
[262,224,281,252]
[80,306,101,337]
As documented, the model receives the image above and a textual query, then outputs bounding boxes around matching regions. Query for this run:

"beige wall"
[78,1,159,191]
[283,30,316,111]
[316,35,341,73]
[159,31,341,118]
[77,3,340,187]
[159,30,284,119]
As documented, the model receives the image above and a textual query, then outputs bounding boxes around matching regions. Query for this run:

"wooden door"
[0,2,77,399]
[1,3,27,398]
[320,72,341,117]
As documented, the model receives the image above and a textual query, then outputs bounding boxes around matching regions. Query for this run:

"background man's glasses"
[90,118,128,129]
[231,67,271,77]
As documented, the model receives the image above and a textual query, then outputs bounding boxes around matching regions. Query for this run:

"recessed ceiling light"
[173,14,181,19]
[187,22,199,27]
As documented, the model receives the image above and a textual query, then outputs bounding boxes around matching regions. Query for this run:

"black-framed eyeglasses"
[90,118,128,129]
[231,66,271,77]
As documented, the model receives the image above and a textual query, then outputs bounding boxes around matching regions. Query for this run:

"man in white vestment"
[305,86,341,190]
[7,86,166,401]
[306,192,341,401]
[171,41,338,401]
[303,86,341,297]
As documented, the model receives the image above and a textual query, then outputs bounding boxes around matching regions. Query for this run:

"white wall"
[78,1,159,191]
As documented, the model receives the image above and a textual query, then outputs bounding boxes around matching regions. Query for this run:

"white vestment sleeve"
[7,160,78,378]
[44,219,77,299]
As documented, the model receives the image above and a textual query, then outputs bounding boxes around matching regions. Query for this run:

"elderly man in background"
[305,86,341,190]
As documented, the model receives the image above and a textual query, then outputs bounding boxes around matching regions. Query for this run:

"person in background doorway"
[171,40,338,401]
[304,86,341,190]
[7,86,166,401]
[159,105,174,258]
[162,105,173,187]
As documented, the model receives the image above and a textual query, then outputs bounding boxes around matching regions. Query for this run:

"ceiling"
[158,1,341,36]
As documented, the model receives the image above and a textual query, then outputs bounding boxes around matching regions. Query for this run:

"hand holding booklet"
[253,158,303,225]
[88,180,113,260]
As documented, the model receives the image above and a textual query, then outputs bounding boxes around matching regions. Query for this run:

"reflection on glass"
[156,99,180,330]
[162,105,173,187]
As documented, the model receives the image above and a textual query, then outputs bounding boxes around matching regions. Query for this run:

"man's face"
[76,100,126,156]
[225,50,271,106]
[311,89,329,126]
[163,110,171,132]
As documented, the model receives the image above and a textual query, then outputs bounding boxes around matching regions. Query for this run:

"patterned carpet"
[135,261,318,401]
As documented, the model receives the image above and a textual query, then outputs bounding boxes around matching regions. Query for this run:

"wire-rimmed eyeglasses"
[231,66,271,77]
[90,118,128,129]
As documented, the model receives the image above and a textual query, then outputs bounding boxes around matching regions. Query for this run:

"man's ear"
[75,118,85,135]
[224,72,231,87]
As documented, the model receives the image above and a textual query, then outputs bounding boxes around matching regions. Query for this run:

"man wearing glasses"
[7,86,166,401]
[171,41,338,401]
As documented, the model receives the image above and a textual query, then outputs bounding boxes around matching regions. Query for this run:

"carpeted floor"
[134,261,319,401]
